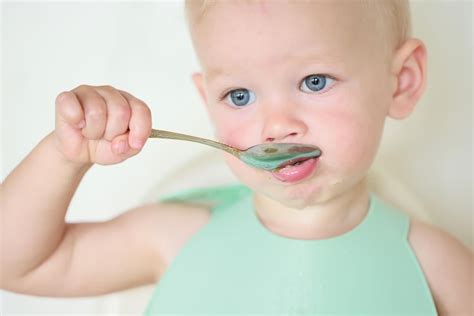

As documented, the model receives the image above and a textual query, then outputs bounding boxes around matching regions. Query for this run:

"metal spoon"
[149,129,322,171]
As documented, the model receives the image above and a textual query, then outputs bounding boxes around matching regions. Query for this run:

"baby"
[1,0,472,315]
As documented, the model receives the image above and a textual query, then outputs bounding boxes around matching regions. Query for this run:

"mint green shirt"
[145,184,437,315]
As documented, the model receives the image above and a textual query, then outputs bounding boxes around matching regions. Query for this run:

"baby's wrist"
[45,132,94,172]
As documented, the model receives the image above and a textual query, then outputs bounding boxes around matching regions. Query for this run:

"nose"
[260,109,308,143]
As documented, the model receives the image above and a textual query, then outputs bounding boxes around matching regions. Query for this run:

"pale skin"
[1,1,472,314]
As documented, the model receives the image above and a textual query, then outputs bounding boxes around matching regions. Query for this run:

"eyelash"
[219,73,337,105]
[220,88,239,101]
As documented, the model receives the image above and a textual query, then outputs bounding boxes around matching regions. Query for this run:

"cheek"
[212,111,258,149]
[209,107,264,183]
[319,108,384,172]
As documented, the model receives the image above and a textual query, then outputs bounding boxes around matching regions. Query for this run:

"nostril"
[266,132,299,142]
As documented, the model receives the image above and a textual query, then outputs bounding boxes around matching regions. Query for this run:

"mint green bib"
[145,184,437,315]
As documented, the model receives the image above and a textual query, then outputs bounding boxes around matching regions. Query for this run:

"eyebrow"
[205,50,343,81]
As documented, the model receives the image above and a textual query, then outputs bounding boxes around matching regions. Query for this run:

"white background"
[1,0,472,314]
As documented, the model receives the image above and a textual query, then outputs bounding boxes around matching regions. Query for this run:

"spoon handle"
[149,129,241,157]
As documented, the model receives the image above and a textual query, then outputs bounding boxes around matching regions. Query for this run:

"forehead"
[191,1,376,78]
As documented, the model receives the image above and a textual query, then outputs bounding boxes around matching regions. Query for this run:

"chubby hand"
[54,85,152,165]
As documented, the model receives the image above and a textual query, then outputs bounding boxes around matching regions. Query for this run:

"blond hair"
[184,0,411,51]
[368,0,412,50]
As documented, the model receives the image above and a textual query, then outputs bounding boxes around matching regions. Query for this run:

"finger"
[110,132,130,155]
[118,90,152,150]
[110,132,141,157]
[73,85,107,140]
[95,86,131,142]
[54,91,85,156]
[55,91,85,129]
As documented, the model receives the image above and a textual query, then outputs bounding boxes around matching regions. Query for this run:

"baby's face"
[192,1,394,208]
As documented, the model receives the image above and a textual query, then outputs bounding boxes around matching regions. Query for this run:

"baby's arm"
[0,85,163,296]
[408,219,473,315]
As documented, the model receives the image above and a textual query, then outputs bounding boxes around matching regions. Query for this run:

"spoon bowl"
[149,129,322,171]
[239,142,321,170]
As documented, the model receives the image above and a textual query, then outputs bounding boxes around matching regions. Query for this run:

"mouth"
[270,156,319,183]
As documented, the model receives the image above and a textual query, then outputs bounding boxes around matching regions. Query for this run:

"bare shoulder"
[408,218,474,315]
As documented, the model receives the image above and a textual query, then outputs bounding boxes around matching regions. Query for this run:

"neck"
[252,178,370,240]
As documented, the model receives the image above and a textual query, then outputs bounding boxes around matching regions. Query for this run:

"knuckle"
[115,104,131,121]
[136,101,152,116]
[117,88,130,97]
[143,104,152,115]
[55,91,73,105]
[138,99,150,110]
[86,105,106,121]
[76,84,90,91]
[99,84,114,92]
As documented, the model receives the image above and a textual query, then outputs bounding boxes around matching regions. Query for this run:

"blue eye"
[225,88,256,107]
[300,74,334,93]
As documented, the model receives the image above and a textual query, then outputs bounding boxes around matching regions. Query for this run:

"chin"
[278,183,322,207]
[255,179,325,209]
[274,196,311,210]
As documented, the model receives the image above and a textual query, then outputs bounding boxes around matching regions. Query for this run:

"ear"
[388,38,427,119]
[191,72,208,104]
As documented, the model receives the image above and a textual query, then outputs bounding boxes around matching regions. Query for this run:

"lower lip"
[271,157,318,183]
